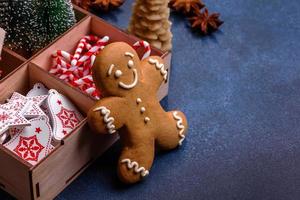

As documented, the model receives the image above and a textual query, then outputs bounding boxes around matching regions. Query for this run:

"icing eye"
[128,60,134,68]
[114,70,123,78]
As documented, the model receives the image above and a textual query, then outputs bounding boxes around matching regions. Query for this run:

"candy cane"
[76,36,109,66]
[71,38,87,66]
[133,41,151,60]
[50,35,109,100]
[74,75,93,86]
[50,57,72,77]
[71,35,101,66]
[49,65,61,75]
[85,87,100,100]
[85,35,100,42]
[56,57,71,69]
[52,50,73,61]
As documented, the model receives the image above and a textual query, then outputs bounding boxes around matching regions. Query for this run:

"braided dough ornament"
[128,0,173,52]
[88,42,188,184]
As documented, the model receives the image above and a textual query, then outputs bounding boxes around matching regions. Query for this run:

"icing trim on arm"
[148,58,168,81]
[93,106,116,134]
[172,111,185,145]
[121,158,149,177]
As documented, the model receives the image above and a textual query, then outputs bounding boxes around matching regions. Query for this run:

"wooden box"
[0,7,172,200]
[0,63,118,200]
[0,48,26,83]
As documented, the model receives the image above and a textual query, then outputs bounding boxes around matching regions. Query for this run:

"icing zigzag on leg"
[172,111,185,145]
[121,159,149,177]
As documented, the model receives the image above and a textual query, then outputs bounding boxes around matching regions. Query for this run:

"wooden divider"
[0,49,26,83]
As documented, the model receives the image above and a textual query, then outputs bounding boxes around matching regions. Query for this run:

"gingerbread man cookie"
[88,42,188,184]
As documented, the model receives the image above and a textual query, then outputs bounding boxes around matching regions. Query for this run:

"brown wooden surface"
[74,5,88,22]
[0,146,32,200]
[72,4,90,16]
[0,48,26,83]
[0,64,29,103]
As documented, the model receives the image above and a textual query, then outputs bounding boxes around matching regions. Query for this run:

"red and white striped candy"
[52,50,73,61]
[74,75,93,87]
[71,35,101,67]
[49,35,110,100]
[76,36,109,67]
[133,41,151,60]
[71,38,87,66]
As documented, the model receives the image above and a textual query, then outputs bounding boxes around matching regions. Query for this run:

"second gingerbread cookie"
[88,42,188,184]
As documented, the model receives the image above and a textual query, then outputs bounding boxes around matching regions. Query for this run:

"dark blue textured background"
[1,0,300,199]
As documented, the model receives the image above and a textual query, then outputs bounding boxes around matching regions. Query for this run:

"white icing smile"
[119,68,138,89]
[107,52,139,90]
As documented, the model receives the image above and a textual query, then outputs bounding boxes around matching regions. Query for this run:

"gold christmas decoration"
[128,0,173,52]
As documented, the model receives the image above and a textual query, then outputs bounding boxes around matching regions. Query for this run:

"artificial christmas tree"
[0,0,76,57]
[0,1,45,57]
[128,0,173,52]
[47,0,77,40]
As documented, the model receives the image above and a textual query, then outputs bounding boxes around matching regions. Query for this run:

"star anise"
[169,0,205,15]
[91,0,124,11]
[73,0,91,10]
[73,0,124,11]
[189,8,223,34]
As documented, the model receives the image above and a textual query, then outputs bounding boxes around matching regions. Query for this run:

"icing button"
[144,117,150,123]
[140,107,146,113]
[136,98,142,104]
